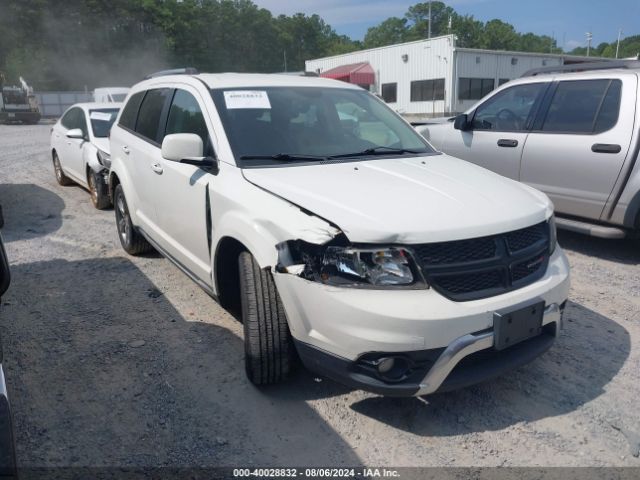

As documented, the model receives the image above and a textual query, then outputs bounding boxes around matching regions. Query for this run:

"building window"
[410,78,445,102]
[498,78,510,86]
[458,78,495,100]
[511,57,518,65]
[381,83,397,103]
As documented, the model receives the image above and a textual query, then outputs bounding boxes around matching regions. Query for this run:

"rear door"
[154,87,214,283]
[443,82,548,180]
[520,76,636,220]
[120,89,173,236]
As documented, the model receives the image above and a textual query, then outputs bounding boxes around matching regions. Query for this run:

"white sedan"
[50,103,121,209]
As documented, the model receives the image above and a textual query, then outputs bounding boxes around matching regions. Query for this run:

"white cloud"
[564,39,584,50]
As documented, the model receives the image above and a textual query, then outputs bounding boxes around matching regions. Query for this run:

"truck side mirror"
[453,114,471,131]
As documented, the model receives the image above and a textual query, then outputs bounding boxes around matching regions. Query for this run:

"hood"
[92,137,110,154]
[242,154,552,244]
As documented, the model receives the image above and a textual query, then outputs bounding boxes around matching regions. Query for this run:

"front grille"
[413,222,550,301]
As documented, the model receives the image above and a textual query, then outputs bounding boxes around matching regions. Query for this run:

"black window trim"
[467,81,551,134]
[530,78,623,136]
[410,78,445,102]
[381,82,397,103]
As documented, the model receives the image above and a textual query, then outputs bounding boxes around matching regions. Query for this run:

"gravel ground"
[0,123,639,469]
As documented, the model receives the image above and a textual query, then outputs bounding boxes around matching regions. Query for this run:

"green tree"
[363,17,410,48]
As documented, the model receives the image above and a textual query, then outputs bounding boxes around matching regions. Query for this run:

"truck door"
[443,82,547,180]
[520,76,636,220]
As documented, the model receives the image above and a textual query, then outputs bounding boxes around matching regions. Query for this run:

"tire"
[53,152,73,186]
[88,169,111,210]
[239,251,293,385]
[113,184,152,255]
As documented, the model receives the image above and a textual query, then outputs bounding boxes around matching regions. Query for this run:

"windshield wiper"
[329,146,426,159]
[240,153,328,162]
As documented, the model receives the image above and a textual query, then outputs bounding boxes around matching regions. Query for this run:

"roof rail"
[144,67,199,79]
[521,60,640,77]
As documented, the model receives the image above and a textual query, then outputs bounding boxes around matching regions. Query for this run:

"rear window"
[541,79,622,134]
[89,108,119,138]
[134,89,172,143]
[118,91,145,131]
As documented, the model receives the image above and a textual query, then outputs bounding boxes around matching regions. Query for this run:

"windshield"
[89,108,119,138]
[111,93,127,102]
[211,87,434,166]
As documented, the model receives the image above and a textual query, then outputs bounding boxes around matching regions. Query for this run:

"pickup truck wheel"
[239,251,293,385]
[114,184,152,255]
[88,170,111,210]
[53,152,73,186]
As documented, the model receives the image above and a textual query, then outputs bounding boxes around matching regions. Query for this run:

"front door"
[154,88,215,283]
[443,82,548,180]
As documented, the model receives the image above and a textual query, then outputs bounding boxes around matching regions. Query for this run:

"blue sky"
[253,0,639,51]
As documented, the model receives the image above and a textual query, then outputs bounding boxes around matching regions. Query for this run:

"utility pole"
[283,50,287,72]
[428,0,432,39]
[616,29,623,59]
[586,31,593,56]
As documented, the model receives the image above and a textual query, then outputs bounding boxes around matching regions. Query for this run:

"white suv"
[109,72,570,396]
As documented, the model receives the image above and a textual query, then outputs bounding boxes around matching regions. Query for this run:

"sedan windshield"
[211,87,434,166]
[89,108,119,138]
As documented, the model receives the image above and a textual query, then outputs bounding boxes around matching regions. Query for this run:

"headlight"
[548,215,557,254]
[322,246,415,286]
[96,149,111,168]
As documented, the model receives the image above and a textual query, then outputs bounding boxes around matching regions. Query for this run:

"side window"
[472,83,545,131]
[542,79,621,134]
[410,79,445,102]
[118,91,145,131]
[135,89,172,144]
[164,90,210,147]
[60,108,79,129]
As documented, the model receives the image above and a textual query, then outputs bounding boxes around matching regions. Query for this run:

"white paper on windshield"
[223,91,271,109]
[90,111,113,121]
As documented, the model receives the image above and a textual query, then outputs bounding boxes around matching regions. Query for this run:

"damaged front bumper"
[274,247,570,396]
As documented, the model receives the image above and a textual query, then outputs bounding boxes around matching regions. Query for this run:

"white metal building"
[306,35,605,118]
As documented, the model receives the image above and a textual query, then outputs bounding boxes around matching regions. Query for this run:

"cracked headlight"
[322,247,415,286]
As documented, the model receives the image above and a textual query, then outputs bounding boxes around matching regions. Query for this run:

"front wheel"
[88,170,111,210]
[113,184,152,255]
[239,251,294,385]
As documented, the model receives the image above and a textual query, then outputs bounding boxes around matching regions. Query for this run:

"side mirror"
[453,114,471,131]
[66,128,85,139]
[162,133,219,174]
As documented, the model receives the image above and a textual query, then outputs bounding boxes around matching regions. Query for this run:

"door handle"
[122,145,130,155]
[497,139,518,148]
[591,143,621,154]
[151,162,163,174]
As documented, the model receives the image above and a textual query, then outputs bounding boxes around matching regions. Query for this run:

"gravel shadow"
[557,230,640,265]
[0,257,361,468]
[349,300,630,436]
[0,184,64,243]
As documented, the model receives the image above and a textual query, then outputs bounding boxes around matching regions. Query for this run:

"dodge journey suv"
[109,71,570,396]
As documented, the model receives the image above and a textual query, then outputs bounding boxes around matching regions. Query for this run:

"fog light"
[377,357,395,374]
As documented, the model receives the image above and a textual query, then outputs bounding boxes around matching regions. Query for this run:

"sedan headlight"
[96,149,111,168]
[548,215,557,254]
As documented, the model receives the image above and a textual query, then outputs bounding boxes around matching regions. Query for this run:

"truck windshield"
[89,108,119,138]
[211,86,434,166]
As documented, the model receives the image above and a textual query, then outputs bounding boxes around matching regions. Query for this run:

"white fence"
[34,91,93,117]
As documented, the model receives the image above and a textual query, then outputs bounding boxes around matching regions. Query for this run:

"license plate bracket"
[493,300,544,350]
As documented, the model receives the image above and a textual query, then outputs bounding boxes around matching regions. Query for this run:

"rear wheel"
[114,184,152,255]
[88,170,111,210]
[53,152,73,186]
[238,251,293,385]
